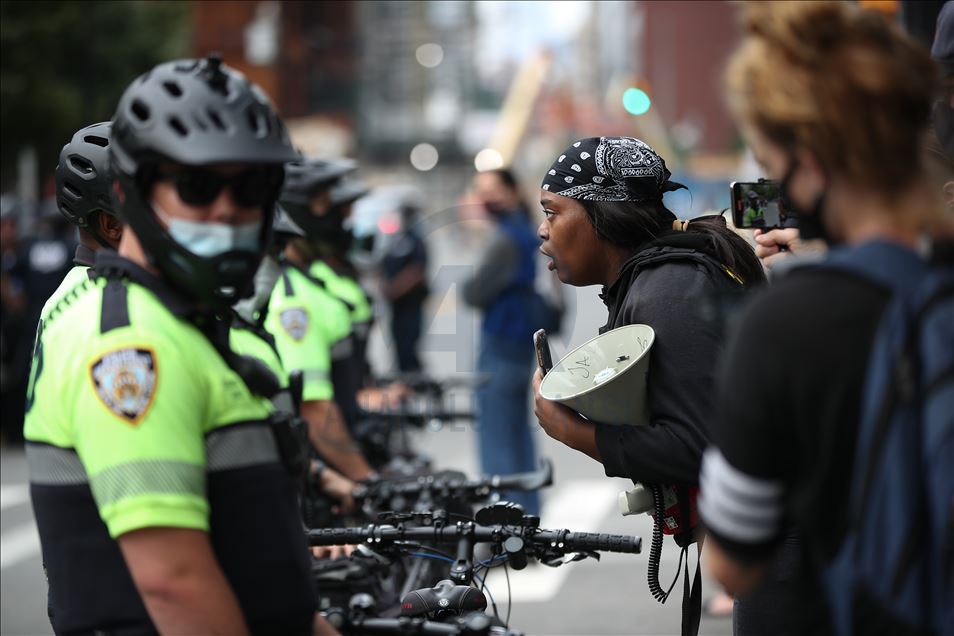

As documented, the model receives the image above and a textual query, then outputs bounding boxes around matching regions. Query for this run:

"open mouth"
[540,247,556,271]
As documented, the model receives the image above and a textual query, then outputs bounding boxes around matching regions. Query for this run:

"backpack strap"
[678,483,702,636]
[824,240,929,295]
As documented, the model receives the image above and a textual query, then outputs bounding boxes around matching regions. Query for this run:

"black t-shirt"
[382,230,428,306]
[699,267,890,631]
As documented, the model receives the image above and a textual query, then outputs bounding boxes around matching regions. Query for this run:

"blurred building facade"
[560,1,740,155]
[194,0,360,157]
[636,1,740,154]
[193,0,478,166]
[357,2,478,163]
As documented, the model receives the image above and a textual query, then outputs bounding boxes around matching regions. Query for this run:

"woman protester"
[698,3,949,636]
[532,136,764,629]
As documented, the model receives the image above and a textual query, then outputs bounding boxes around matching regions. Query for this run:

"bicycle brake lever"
[352,543,393,566]
[376,510,450,527]
[538,550,600,567]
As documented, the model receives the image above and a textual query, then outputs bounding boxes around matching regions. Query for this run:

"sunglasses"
[156,166,282,208]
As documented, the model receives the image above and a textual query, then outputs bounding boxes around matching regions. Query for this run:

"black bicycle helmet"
[279,157,356,236]
[329,179,370,210]
[55,122,116,238]
[273,204,305,240]
[110,54,300,308]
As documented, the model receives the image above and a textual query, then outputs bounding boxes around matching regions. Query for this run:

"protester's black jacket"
[593,234,746,486]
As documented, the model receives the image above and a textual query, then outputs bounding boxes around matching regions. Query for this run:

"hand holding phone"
[533,329,553,376]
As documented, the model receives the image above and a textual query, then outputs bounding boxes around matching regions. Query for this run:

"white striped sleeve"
[698,446,785,544]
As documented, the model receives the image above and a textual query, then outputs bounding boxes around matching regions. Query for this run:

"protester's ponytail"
[579,198,765,286]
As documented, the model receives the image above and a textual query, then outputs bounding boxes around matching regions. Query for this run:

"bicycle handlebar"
[534,529,642,555]
[354,460,553,505]
[307,523,641,556]
[358,409,476,424]
[334,615,521,636]
[375,373,491,392]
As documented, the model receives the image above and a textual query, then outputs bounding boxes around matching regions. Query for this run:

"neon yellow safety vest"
[309,259,374,339]
[265,262,352,402]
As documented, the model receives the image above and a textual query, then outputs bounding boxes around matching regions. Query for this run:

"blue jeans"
[474,332,540,515]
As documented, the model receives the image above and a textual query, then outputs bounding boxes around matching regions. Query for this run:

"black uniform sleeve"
[699,270,888,562]
[698,283,792,560]
[593,262,719,486]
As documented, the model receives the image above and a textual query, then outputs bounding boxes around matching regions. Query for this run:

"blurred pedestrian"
[5,199,75,445]
[463,168,541,515]
[699,3,947,635]
[932,1,954,159]
[380,201,429,374]
[1,197,26,445]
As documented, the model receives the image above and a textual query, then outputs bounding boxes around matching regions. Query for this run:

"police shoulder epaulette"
[46,277,101,325]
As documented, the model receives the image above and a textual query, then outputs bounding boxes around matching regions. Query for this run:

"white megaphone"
[538,324,657,516]
[539,324,655,426]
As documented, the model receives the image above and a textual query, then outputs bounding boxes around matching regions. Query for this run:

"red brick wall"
[640,1,740,152]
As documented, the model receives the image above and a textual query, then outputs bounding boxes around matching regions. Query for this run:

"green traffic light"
[622,87,651,115]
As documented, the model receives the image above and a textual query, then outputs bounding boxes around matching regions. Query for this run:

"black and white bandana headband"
[541,136,686,202]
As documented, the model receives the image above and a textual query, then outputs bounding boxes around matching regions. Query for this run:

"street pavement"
[1,220,734,635]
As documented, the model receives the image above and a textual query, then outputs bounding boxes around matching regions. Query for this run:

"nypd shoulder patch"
[280,307,309,342]
[90,347,157,424]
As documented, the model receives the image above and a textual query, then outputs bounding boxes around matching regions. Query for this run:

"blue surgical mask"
[155,204,262,257]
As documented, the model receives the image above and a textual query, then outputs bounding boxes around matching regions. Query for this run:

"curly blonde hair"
[726,1,937,198]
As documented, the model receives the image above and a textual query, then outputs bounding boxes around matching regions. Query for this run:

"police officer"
[25,55,334,635]
[269,157,375,480]
[22,124,121,447]
[313,178,374,367]
[40,123,124,316]
[379,196,430,375]
[231,207,357,515]
[742,189,765,227]
[309,177,381,415]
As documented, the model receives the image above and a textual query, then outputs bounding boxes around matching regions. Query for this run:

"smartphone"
[533,329,553,376]
[730,180,795,230]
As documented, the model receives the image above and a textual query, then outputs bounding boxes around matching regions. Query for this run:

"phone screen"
[730,181,793,229]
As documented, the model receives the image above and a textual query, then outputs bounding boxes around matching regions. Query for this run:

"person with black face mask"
[310,178,376,388]
[462,168,541,515]
[754,2,954,273]
[699,4,946,636]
